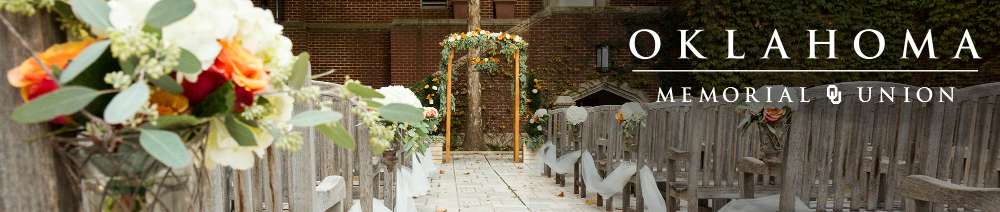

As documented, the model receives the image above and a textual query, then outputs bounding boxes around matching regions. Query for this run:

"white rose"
[565,106,588,125]
[108,0,239,70]
[231,1,294,72]
[205,118,273,170]
[375,86,423,108]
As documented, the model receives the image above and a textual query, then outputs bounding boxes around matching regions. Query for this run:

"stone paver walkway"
[414,152,632,212]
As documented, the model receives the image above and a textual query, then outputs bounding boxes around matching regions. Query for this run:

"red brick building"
[251,0,679,147]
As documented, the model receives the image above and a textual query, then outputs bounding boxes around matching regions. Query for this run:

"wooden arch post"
[442,51,524,163]
[445,51,455,163]
[512,52,521,163]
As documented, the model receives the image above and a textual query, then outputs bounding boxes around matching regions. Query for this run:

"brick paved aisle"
[414,152,619,212]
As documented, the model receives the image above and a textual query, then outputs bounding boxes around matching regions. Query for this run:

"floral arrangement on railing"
[525,108,548,150]
[374,86,439,157]
[616,102,647,138]
[1,0,425,210]
[436,28,529,116]
[738,85,798,160]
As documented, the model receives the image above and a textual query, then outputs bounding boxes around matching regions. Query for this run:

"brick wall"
[257,0,680,142]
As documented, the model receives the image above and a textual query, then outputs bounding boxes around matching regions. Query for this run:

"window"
[422,0,447,8]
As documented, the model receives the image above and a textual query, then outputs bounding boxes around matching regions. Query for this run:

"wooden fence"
[195,81,398,212]
[545,81,1000,211]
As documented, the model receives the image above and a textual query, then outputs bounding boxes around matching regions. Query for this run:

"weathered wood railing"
[198,81,396,212]
[544,81,1000,211]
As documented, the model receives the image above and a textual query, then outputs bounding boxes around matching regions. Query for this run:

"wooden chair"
[666,102,755,211]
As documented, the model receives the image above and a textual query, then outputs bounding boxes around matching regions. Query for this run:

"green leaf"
[104,82,151,124]
[193,82,234,117]
[345,82,384,99]
[53,1,73,17]
[151,115,205,129]
[151,76,183,94]
[139,129,192,168]
[225,114,257,146]
[288,52,310,89]
[61,40,110,84]
[12,86,102,123]
[363,98,383,108]
[144,0,195,29]
[289,110,342,127]
[176,48,202,74]
[317,123,354,149]
[71,0,112,31]
[120,57,139,75]
[379,103,424,124]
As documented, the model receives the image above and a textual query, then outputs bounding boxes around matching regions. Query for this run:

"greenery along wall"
[665,0,1000,88]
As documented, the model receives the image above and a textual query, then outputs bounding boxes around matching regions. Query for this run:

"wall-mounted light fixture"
[596,44,610,72]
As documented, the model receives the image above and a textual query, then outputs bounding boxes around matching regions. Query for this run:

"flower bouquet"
[1,0,423,210]
[738,86,798,161]
[615,102,647,139]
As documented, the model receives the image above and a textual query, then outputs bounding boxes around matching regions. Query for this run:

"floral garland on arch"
[435,29,530,118]
[1,0,426,210]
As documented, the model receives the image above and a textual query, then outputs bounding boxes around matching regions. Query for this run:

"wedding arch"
[436,29,530,162]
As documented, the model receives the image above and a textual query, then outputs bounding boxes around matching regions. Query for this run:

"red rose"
[181,69,255,113]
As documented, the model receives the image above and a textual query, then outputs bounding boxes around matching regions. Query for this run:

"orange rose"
[7,38,95,100]
[212,39,269,94]
[764,108,786,123]
[615,111,624,125]
[150,89,190,116]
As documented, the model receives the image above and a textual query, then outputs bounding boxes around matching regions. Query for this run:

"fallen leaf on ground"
[435,208,447,212]
[585,198,596,205]
[557,192,564,197]
[439,170,446,174]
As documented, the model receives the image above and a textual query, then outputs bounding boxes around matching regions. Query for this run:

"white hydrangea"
[375,86,423,108]
[619,102,647,121]
[565,106,588,125]
[108,0,239,70]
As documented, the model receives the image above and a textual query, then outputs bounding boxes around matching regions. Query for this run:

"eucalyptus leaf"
[225,114,257,146]
[363,98,383,108]
[151,76,183,94]
[139,129,192,168]
[288,52,310,89]
[71,0,112,31]
[144,0,195,29]
[289,110,342,127]
[104,82,151,124]
[61,40,110,84]
[378,103,424,124]
[317,124,354,149]
[176,48,202,74]
[345,82,384,99]
[12,86,102,123]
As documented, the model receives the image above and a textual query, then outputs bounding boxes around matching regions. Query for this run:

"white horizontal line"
[632,69,979,73]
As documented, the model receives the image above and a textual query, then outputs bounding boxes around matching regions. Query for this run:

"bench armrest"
[900,175,1000,211]
[667,147,689,160]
